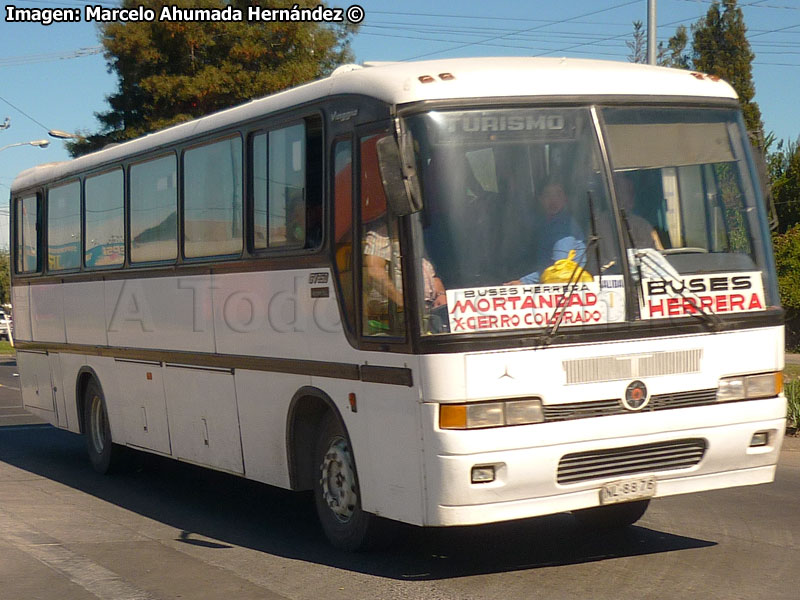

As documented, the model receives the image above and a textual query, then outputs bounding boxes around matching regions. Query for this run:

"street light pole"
[48,130,82,140]
[0,140,50,153]
[647,0,657,65]
[0,118,9,131]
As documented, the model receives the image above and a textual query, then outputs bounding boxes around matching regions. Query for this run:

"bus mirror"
[377,135,422,216]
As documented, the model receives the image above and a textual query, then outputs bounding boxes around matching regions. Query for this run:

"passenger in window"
[363,220,446,310]
[505,182,586,285]
[615,173,664,250]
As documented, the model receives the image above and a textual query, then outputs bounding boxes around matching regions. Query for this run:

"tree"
[0,250,9,305]
[659,25,690,69]
[769,139,800,233]
[69,0,357,156]
[773,225,800,349]
[691,0,762,138]
[626,20,646,64]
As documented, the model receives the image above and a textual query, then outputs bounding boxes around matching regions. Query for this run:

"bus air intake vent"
[563,349,702,385]
[557,438,707,485]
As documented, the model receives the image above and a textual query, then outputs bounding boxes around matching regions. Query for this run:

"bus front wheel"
[572,499,650,530]
[313,412,384,551]
[83,379,122,474]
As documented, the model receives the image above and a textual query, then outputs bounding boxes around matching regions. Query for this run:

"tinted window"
[130,155,177,263]
[16,195,39,273]
[85,169,124,268]
[184,136,243,258]
[252,132,268,250]
[333,140,355,333]
[360,134,405,337]
[48,180,81,271]
[269,124,306,248]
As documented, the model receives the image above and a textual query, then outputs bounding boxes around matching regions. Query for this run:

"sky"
[1,0,799,249]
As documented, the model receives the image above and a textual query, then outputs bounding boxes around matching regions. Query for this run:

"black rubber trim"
[14,341,412,386]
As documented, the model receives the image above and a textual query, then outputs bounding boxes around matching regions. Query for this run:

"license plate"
[599,475,657,505]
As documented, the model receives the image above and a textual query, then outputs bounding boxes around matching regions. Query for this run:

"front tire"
[572,499,650,530]
[313,412,386,551]
[83,379,122,474]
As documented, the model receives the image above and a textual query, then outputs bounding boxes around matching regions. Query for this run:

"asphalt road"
[0,360,799,600]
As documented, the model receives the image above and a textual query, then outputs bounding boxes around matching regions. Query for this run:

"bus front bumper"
[421,398,785,527]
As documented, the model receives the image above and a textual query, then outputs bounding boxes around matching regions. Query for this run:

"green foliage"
[773,225,800,348]
[0,249,9,305]
[659,25,691,69]
[691,0,762,138]
[785,378,800,430]
[626,20,646,64]
[69,0,357,156]
[768,139,800,233]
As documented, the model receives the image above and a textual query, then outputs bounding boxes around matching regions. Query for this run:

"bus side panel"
[64,281,108,345]
[59,352,87,433]
[115,360,171,455]
[318,377,426,526]
[104,276,215,353]
[163,366,244,475]
[16,351,56,424]
[11,284,31,341]
[30,283,66,343]
[48,353,67,428]
[211,271,313,359]
[234,369,306,487]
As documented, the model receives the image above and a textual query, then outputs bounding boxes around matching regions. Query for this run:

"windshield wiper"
[541,192,600,345]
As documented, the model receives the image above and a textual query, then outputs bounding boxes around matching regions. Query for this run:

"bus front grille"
[557,438,707,484]
[543,388,718,422]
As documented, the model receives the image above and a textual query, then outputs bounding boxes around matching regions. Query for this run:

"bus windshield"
[406,106,778,336]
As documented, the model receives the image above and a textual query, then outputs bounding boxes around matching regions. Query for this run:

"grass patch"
[786,378,800,432]
[0,340,14,355]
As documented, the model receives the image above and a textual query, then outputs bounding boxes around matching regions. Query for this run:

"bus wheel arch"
[75,367,101,436]
[286,387,341,492]
[77,369,122,474]
[286,387,389,550]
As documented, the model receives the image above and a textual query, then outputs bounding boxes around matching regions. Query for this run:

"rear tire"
[313,412,389,551]
[83,379,123,474]
[572,499,650,530]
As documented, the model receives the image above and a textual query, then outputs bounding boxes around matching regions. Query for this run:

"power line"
[0,94,51,134]
[401,0,643,61]
[0,47,103,69]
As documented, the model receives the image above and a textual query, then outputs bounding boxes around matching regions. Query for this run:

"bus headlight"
[439,398,544,429]
[717,372,782,402]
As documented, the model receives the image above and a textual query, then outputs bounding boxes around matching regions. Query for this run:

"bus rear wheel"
[83,379,122,474]
[313,412,385,551]
[572,499,650,530]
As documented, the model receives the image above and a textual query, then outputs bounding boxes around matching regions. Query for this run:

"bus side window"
[360,134,405,338]
[130,154,178,263]
[333,139,355,334]
[269,124,306,249]
[85,169,124,268]
[16,194,40,273]
[48,180,81,271]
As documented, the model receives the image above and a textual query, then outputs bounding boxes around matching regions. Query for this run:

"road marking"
[0,509,157,600]
[0,383,21,391]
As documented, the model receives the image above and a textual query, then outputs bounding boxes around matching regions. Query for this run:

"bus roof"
[11,57,737,193]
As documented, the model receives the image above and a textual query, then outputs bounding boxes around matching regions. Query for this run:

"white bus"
[10,57,786,550]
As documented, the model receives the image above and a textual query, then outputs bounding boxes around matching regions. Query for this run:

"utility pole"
[647,0,657,65]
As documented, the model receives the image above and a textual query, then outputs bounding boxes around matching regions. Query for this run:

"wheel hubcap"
[320,436,358,522]
[90,395,106,455]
